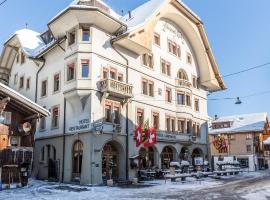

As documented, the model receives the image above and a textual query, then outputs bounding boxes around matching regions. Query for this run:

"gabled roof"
[4,29,45,57]
[0,82,50,117]
[209,113,268,134]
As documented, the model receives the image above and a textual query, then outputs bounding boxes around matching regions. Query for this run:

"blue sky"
[1,0,270,118]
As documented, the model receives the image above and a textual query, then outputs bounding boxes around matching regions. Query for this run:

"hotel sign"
[68,118,90,133]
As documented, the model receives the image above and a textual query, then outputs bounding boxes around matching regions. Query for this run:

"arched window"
[177,69,188,80]
[161,146,174,169]
[72,140,83,177]
[138,147,155,170]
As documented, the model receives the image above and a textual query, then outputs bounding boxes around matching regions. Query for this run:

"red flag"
[144,127,156,148]
[135,126,143,147]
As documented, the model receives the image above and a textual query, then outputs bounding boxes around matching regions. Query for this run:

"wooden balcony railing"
[175,79,192,88]
[99,78,133,99]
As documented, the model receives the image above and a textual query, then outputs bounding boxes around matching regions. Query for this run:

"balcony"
[99,78,133,99]
[175,79,192,88]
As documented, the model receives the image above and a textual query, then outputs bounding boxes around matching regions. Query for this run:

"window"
[19,76,24,89]
[194,123,200,137]
[67,63,75,81]
[161,59,171,76]
[137,108,144,126]
[186,94,191,106]
[118,73,123,82]
[142,53,154,68]
[152,112,159,130]
[26,78,30,90]
[110,69,116,79]
[21,52,25,64]
[16,53,20,63]
[104,101,121,124]
[41,80,47,97]
[165,87,172,103]
[246,134,252,140]
[246,145,252,153]
[41,147,45,161]
[166,116,175,132]
[68,30,76,46]
[177,69,188,80]
[14,73,18,85]
[178,120,185,133]
[177,92,185,105]
[53,73,60,92]
[103,68,109,79]
[187,53,192,64]
[82,28,90,42]
[142,79,154,97]
[72,140,83,177]
[168,39,180,57]
[194,99,199,112]
[154,33,160,46]
[40,116,46,130]
[81,60,89,78]
[193,76,197,88]
[51,106,59,128]
[187,120,191,133]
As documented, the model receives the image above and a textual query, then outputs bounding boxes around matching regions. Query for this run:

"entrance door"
[48,159,57,180]
[102,142,119,180]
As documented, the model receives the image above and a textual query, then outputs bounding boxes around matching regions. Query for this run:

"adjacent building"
[209,113,270,171]
[0,0,225,184]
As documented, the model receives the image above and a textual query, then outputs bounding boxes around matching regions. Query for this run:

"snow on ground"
[0,171,269,200]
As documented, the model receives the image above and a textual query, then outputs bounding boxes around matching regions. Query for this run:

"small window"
[228,135,235,140]
[82,28,90,42]
[81,60,89,78]
[103,68,109,79]
[21,52,25,64]
[153,112,159,130]
[40,116,46,130]
[14,73,18,85]
[165,87,172,103]
[154,33,160,46]
[118,73,123,82]
[53,73,60,92]
[142,53,154,68]
[187,53,192,64]
[161,59,171,76]
[194,99,199,112]
[142,79,154,97]
[178,120,185,133]
[41,80,47,97]
[246,145,252,153]
[177,92,185,105]
[52,106,59,128]
[137,109,144,126]
[26,78,30,90]
[246,134,252,140]
[19,76,24,89]
[67,63,75,81]
[68,30,76,46]
[186,94,191,106]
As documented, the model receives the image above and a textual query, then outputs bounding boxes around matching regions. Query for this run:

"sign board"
[157,132,190,143]
[68,118,91,133]
[194,157,203,166]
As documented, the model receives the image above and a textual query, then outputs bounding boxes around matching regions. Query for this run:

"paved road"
[129,172,270,200]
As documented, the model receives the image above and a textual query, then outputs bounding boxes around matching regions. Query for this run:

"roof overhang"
[48,6,127,38]
[0,83,50,118]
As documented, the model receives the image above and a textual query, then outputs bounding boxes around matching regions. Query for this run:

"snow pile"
[216,160,240,166]
[180,161,190,166]
[170,161,180,167]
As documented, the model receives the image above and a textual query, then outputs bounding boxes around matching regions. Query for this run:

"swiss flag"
[135,126,143,147]
[144,127,157,148]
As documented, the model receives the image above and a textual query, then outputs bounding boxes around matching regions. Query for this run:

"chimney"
[128,11,132,19]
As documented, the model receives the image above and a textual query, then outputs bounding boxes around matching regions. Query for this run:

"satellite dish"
[23,122,32,134]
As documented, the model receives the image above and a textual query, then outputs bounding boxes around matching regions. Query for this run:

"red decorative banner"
[144,127,157,148]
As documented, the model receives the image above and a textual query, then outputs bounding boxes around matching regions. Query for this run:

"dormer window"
[68,30,76,46]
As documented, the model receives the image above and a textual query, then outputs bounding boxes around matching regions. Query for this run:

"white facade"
[0,0,225,184]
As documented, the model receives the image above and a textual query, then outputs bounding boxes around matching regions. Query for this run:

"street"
[1,171,270,200]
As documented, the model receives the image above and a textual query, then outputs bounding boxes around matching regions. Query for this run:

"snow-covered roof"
[209,113,268,135]
[120,0,165,32]
[7,29,45,57]
[0,82,50,117]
